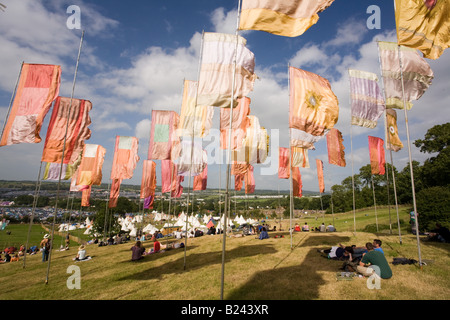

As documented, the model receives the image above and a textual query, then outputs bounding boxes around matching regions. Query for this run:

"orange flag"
[292,166,303,198]
[81,186,91,207]
[41,97,92,165]
[1,63,61,146]
[140,160,157,199]
[368,136,386,175]
[108,178,121,208]
[110,136,140,180]
[316,159,325,193]
[245,165,255,194]
[278,147,290,179]
[220,97,251,150]
[326,128,346,167]
[193,163,208,191]
[76,144,106,190]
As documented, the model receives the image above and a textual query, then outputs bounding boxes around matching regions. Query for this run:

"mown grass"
[0,206,449,300]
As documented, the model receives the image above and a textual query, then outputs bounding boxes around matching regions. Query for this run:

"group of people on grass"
[130,238,185,261]
[294,222,336,233]
[318,239,392,280]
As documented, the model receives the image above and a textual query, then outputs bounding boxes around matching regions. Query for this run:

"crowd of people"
[294,222,336,233]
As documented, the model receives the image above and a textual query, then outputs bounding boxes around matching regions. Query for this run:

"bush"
[416,186,450,231]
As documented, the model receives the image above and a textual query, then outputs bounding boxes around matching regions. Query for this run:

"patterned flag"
[197,32,257,108]
[278,147,290,179]
[178,80,214,138]
[110,136,140,180]
[1,63,61,146]
[220,96,251,150]
[292,166,303,198]
[76,144,106,190]
[378,41,434,110]
[326,128,346,167]
[395,0,450,60]
[239,0,336,37]
[291,146,310,168]
[161,160,184,198]
[368,136,386,175]
[289,66,339,150]
[232,115,268,165]
[316,159,325,193]
[140,160,157,200]
[148,110,180,160]
[385,109,404,152]
[348,69,385,128]
[41,97,92,165]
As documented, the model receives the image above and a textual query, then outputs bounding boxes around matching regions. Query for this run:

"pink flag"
[148,110,179,160]
[368,136,386,175]
[278,147,290,179]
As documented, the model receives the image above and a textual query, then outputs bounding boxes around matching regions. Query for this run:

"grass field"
[0,206,449,301]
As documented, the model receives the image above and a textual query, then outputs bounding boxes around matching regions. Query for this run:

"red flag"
[316,159,325,193]
[278,147,290,179]
[326,128,346,167]
[108,178,121,208]
[292,167,303,198]
[368,136,386,175]
[193,163,208,191]
[245,165,255,194]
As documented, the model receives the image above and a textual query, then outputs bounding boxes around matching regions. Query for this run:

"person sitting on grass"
[258,227,269,240]
[302,222,310,232]
[131,241,145,261]
[357,242,392,279]
[373,239,384,254]
[74,245,90,261]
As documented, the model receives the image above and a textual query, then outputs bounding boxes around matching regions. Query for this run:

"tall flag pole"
[0,61,23,142]
[288,64,294,250]
[46,30,84,284]
[376,41,403,244]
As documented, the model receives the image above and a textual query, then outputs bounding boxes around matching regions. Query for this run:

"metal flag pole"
[184,32,205,270]
[376,40,402,244]
[221,0,242,300]
[46,30,85,284]
[397,44,422,267]
[371,174,379,232]
[288,65,294,250]
[348,70,357,234]
[0,61,24,143]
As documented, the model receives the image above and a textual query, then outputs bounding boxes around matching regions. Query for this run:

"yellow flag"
[385,109,403,152]
[239,0,335,37]
[395,0,450,59]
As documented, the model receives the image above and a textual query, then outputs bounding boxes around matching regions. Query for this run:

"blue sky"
[0,0,449,193]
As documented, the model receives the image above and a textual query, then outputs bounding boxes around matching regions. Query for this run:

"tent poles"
[45,30,84,284]
[1,61,23,141]
[220,0,242,300]
[397,44,422,267]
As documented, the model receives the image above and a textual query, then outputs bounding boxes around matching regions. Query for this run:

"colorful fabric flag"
[161,160,184,198]
[289,66,339,150]
[232,115,268,165]
[1,63,61,146]
[197,32,257,108]
[81,186,91,207]
[220,96,251,150]
[239,0,336,37]
[108,178,122,208]
[385,109,404,152]
[43,162,75,181]
[291,146,310,168]
[41,97,92,164]
[140,160,157,199]
[326,128,346,167]
[395,0,450,60]
[176,139,207,177]
[378,41,434,110]
[234,173,245,191]
[278,147,290,179]
[112,136,139,180]
[144,195,154,210]
[193,162,208,191]
[76,144,106,190]
[368,136,386,175]
[292,166,303,197]
[245,165,256,194]
[348,69,385,128]
[148,110,180,160]
[178,80,214,138]
[316,159,325,193]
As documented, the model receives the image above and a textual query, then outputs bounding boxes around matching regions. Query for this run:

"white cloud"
[135,119,151,140]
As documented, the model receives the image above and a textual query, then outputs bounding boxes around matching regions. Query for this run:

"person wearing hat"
[40,234,51,262]
[75,245,89,261]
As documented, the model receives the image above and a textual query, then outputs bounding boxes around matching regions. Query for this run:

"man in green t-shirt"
[357,242,392,279]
